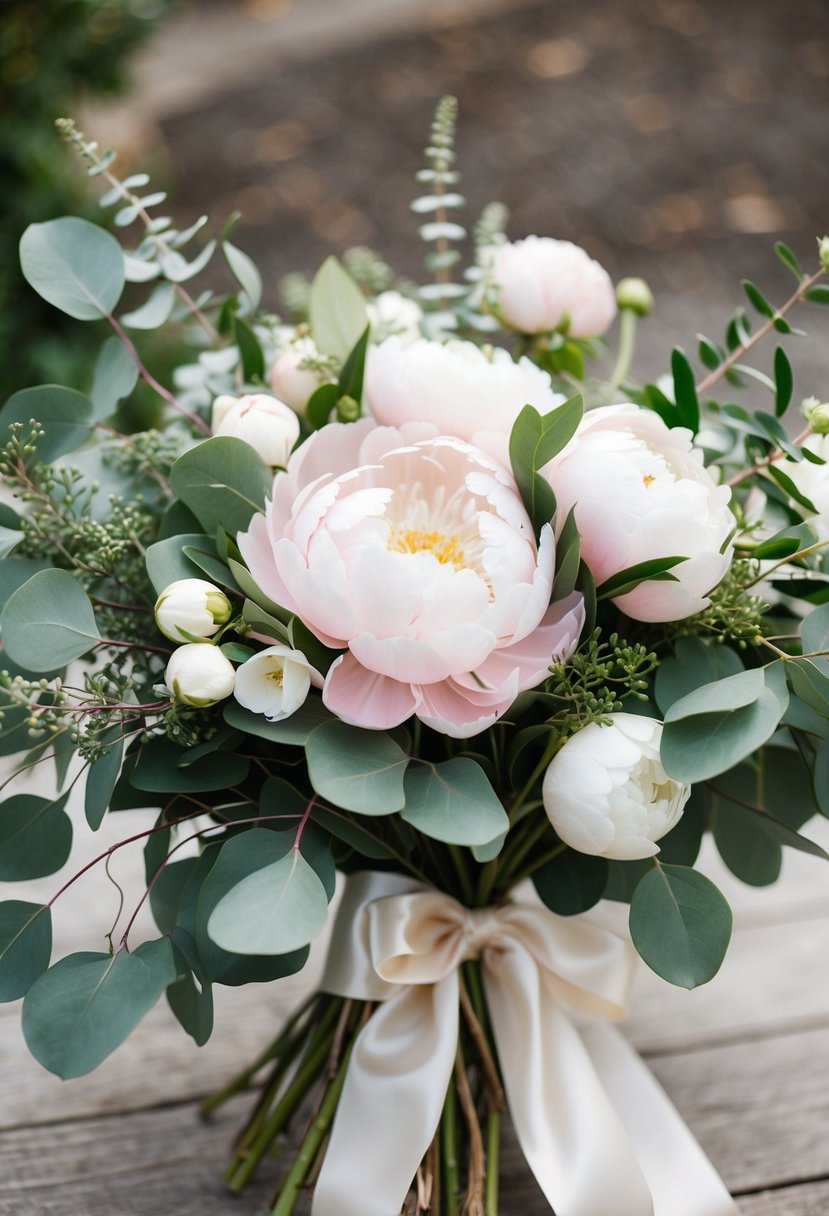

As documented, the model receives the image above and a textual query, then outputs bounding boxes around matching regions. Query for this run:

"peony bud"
[164,643,236,707]
[819,236,829,273]
[366,290,423,346]
[155,578,232,644]
[269,335,328,414]
[211,393,300,467]
[801,396,829,436]
[543,714,690,860]
[615,276,654,317]
[484,236,617,337]
[233,644,313,722]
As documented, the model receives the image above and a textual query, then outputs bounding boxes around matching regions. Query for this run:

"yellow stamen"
[642,474,656,488]
[387,527,466,568]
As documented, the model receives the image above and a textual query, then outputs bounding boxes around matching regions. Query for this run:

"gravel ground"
[141,0,829,386]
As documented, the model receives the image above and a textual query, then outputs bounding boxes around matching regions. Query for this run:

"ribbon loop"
[313,872,739,1216]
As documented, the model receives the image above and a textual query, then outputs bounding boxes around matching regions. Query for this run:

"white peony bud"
[774,431,829,539]
[366,291,423,346]
[269,336,328,414]
[615,276,654,317]
[164,643,236,707]
[484,236,617,337]
[543,714,690,860]
[211,393,300,467]
[547,403,734,622]
[155,578,232,643]
[233,644,313,721]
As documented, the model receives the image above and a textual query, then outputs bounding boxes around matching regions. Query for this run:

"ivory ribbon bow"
[313,871,739,1216]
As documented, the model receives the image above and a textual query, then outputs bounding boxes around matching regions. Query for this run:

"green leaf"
[532,851,608,916]
[223,241,263,312]
[207,849,329,957]
[241,599,291,644]
[84,735,124,830]
[228,559,291,619]
[805,285,829,305]
[235,315,265,381]
[170,437,272,536]
[813,737,829,815]
[145,533,210,596]
[305,720,408,814]
[338,325,370,406]
[401,758,509,846]
[309,256,368,360]
[551,506,581,603]
[661,668,785,782]
[509,398,583,535]
[22,939,176,1078]
[306,383,340,430]
[1,569,100,671]
[655,637,744,714]
[671,349,699,431]
[120,282,176,330]
[181,545,239,591]
[629,865,732,988]
[597,555,685,601]
[787,658,829,717]
[742,279,775,318]
[773,347,793,418]
[19,217,125,320]
[751,524,816,560]
[774,241,804,281]
[802,602,829,655]
[709,767,782,886]
[130,738,249,793]
[2,385,93,462]
[0,901,52,1002]
[0,523,22,560]
[224,697,333,746]
[697,334,723,370]
[90,337,138,418]
[309,806,395,861]
[167,932,214,1046]
[0,793,73,880]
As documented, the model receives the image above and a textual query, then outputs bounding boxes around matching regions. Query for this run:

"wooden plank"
[2,1024,829,1212]
[739,1181,829,1215]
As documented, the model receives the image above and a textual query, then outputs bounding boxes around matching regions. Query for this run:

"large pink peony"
[239,419,583,737]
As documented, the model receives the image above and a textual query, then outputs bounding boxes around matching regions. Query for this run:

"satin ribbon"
[313,871,738,1216]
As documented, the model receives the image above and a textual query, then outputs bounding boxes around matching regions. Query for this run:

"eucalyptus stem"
[441,1080,461,1216]
[485,1111,501,1216]
[270,1040,355,1216]
[226,998,343,1193]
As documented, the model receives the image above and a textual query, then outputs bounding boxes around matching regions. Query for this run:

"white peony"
[548,403,734,622]
[363,336,564,462]
[154,578,232,644]
[269,336,329,415]
[542,714,690,860]
[366,291,423,345]
[775,433,829,539]
[234,644,314,722]
[164,643,236,707]
[484,236,617,338]
[211,393,300,467]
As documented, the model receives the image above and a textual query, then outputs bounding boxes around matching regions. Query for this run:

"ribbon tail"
[580,1023,740,1216]
[484,943,655,1216]
[312,975,459,1216]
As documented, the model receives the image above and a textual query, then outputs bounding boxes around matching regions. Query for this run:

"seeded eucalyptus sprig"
[413,95,469,335]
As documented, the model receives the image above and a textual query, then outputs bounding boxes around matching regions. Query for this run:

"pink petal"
[323,652,420,730]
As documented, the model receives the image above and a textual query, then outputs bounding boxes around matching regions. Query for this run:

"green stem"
[485,1111,501,1216]
[201,993,317,1117]
[609,308,637,390]
[448,843,475,905]
[270,1040,355,1216]
[511,841,567,886]
[226,998,342,1193]
[441,1080,460,1216]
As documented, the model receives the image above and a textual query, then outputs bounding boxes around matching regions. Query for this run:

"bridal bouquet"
[2,98,829,1216]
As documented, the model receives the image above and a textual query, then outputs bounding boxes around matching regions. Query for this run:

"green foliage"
[0,902,52,1001]
[170,438,272,537]
[1,569,101,671]
[309,257,368,362]
[22,938,176,1078]
[207,848,330,958]
[629,865,732,988]
[401,758,509,847]
[532,851,608,916]
[305,721,408,815]
[547,629,658,732]
[20,217,125,321]
[508,397,583,536]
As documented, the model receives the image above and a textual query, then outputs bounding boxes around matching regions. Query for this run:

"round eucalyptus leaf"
[401,757,508,846]
[629,865,732,989]
[0,901,52,1002]
[207,849,329,957]
[170,437,272,537]
[305,720,407,815]
[22,939,176,1078]
[532,851,608,916]
[0,793,73,880]
[2,386,93,462]
[20,217,125,320]
[1,569,100,671]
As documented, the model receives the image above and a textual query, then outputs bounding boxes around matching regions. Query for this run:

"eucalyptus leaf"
[121,282,176,330]
[168,931,214,1046]
[130,738,249,793]
[0,901,52,1002]
[309,256,368,360]
[401,758,508,846]
[22,939,176,1078]
[224,697,333,746]
[305,720,407,814]
[207,849,329,957]
[20,217,125,320]
[532,851,608,916]
[145,533,209,595]
[629,865,732,988]
[655,637,744,714]
[0,792,73,880]
[223,241,263,312]
[91,337,139,418]
[85,734,125,830]
[1,569,100,671]
[170,437,272,536]
[2,385,93,462]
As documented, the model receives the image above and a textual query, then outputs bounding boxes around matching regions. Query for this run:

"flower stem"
[485,1110,501,1216]
[441,1080,461,1216]
[270,1038,355,1216]
[609,308,637,390]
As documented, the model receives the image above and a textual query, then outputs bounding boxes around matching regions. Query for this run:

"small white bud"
[818,236,829,273]
[155,578,232,644]
[164,644,236,707]
[211,393,300,467]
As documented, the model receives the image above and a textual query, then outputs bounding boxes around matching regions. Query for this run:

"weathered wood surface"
[1,807,828,1212]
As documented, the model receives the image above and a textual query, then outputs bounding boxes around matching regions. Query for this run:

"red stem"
[107,314,211,436]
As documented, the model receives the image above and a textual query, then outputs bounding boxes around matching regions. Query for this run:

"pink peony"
[485,236,617,338]
[547,404,734,622]
[238,420,583,738]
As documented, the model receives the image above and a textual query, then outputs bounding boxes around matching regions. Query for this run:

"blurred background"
[3,0,829,400]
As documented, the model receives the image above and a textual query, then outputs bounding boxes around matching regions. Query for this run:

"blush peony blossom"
[269,335,329,415]
[547,403,734,622]
[542,714,690,860]
[484,236,617,338]
[774,432,829,539]
[366,291,423,345]
[234,644,314,722]
[364,336,564,461]
[212,393,300,466]
[238,419,584,738]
